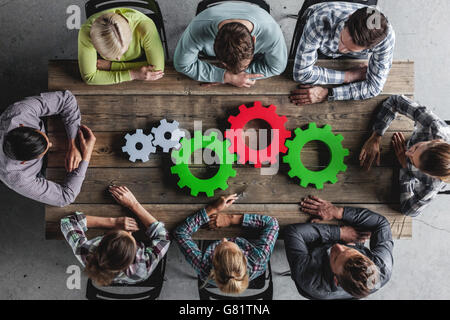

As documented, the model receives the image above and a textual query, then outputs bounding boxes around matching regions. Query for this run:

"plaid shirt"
[373,95,450,217]
[173,209,279,282]
[60,212,170,284]
[293,2,395,101]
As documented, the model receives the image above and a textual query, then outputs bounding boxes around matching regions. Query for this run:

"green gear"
[283,123,349,190]
[171,131,237,197]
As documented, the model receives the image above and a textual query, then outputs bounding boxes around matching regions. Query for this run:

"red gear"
[225,101,291,168]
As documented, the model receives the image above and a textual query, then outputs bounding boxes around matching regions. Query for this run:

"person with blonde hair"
[61,185,170,286]
[360,95,450,217]
[78,8,165,85]
[174,194,279,294]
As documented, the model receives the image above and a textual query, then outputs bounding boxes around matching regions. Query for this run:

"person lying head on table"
[0,91,96,207]
[290,2,395,105]
[173,2,287,88]
[284,195,393,300]
[360,95,450,217]
[78,8,165,85]
[173,194,279,294]
[61,185,170,286]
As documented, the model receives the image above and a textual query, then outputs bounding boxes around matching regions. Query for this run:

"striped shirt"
[373,95,450,217]
[173,209,279,282]
[61,212,171,284]
[293,2,395,101]
[0,91,86,207]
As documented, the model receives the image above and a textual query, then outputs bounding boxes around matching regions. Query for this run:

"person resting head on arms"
[284,195,392,300]
[173,194,279,294]
[360,95,450,216]
[61,185,170,286]
[79,8,165,85]
[173,2,287,88]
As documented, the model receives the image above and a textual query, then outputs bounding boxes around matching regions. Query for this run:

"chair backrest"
[85,255,167,300]
[289,0,378,59]
[84,0,170,59]
[196,0,270,15]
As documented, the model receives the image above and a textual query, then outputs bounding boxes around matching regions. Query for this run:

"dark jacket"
[284,207,394,300]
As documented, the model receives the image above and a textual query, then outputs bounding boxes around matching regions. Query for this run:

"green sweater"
[78,8,165,85]
[173,2,287,83]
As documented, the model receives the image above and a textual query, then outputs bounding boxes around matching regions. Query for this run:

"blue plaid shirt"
[373,95,450,217]
[293,2,395,101]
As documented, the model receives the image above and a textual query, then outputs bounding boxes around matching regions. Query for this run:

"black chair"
[85,255,167,300]
[196,0,270,15]
[85,0,170,59]
[289,0,378,59]
[197,240,273,300]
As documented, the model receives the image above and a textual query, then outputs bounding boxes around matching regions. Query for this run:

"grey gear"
[122,129,156,162]
[151,119,186,152]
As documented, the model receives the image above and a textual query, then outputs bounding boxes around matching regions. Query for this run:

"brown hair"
[205,242,249,294]
[85,230,136,286]
[214,22,254,74]
[336,255,379,299]
[420,142,450,182]
[345,7,389,48]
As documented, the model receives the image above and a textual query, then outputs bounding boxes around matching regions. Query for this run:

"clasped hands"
[65,124,96,173]
[205,194,241,230]
[300,195,371,244]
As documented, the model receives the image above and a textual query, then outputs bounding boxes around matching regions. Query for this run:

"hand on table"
[65,140,82,172]
[289,85,329,106]
[224,71,264,88]
[300,195,343,222]
[97,59,112,71]
[130,65,164,81]
[78,124,96,162]
[344,63,368,83]
[206,194,238,216]
[360,132,382,171]
[109,185,139,209]
[114,216,139,232]
[392,132,408,168]
[340,226,371,244]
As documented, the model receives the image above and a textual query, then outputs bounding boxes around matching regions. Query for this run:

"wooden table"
[45,60,414,240]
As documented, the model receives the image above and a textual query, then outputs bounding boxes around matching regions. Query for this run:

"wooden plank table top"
[46,60,415,240]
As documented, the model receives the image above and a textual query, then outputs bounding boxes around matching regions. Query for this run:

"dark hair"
[3,126,48,161]
[419,142,450,182]
[214,22,255,74]
[336,255,379,299]
[345,7,389,48]
[85,230,136,286]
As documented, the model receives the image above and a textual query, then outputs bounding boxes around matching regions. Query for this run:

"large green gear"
[283,123,349,190]
[171,131,237,197]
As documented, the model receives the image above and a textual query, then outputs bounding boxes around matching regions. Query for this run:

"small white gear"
[151,119,186,153]
[122,129,156,162]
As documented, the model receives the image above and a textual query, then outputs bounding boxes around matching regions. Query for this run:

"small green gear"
[171,131,237,197]
[283,123,349,190]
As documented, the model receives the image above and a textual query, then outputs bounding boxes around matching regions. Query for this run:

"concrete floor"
[0,0,450,300]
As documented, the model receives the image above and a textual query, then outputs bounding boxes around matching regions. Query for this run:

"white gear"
[122,129,156,162]
[151,119,186,153]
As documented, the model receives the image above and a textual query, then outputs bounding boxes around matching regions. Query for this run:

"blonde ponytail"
[90,12,132,60]
[209,244,249,294]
